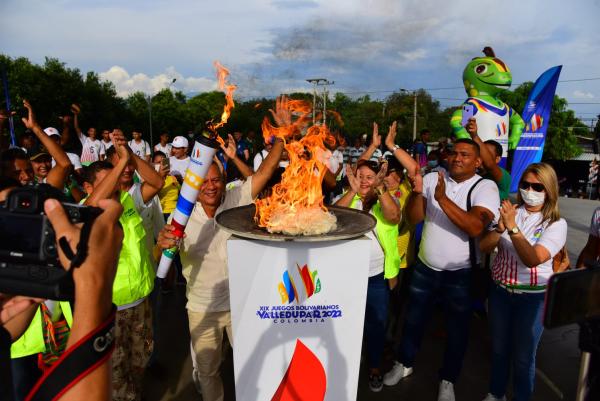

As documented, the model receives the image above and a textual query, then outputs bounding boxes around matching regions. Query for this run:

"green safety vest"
[350,195,401,279]
[11,191,154,358]
[11,304,73,359]
[113,190,155,306]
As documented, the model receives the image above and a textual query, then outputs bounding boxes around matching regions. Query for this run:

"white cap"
[44,127,61,137]
[172,136,189,148]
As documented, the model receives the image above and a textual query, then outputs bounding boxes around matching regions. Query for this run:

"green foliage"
[499,82,585,161]
[0,55,588,161]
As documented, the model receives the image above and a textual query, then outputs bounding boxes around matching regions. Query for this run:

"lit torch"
[157,61,236,278]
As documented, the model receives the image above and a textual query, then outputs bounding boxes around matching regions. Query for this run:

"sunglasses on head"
[519,181,545,192]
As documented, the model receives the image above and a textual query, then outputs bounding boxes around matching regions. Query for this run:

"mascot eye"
[475,64,488,75]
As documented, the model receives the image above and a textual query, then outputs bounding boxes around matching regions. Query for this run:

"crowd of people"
[0,97,597,401]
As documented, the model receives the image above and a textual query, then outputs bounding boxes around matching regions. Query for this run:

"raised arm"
[71,104,85,144]
[251,138,284,198]
[374,163,400,224]
[405,170,425,225]
[84,133,130,206]
[359,122,381,161]
[335,164,360,207]
[466,118,503,183]
[385,121,419,173]
[21,100,72,189]
[221,134,253,179]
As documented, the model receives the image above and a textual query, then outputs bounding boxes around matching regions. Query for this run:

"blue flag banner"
[1,67,16,147]
[510,65,562,192]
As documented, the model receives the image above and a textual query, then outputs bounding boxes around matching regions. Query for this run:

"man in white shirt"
[383,138,499,401]
[128,129,151,162]
[157,138,285,401]
[169,136,190,182]
[154,132,172,156]
[44,127,84,176]
[71,105,105,165]
[253,139,272,171]
[101,129,113,151]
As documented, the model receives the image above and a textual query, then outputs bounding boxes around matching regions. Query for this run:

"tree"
[499,82,584,161]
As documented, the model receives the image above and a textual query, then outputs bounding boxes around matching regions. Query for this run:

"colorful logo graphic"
[278,264,321,304]
[192,147,202,160]
[533,227,543,240]
[271,339,326,401]
[495,121,507,137]
[527,114,544,132]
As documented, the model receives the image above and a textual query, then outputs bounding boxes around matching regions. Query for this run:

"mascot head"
[463,47,512,98]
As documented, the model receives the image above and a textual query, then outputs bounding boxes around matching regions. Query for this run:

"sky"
[1,0,599,123]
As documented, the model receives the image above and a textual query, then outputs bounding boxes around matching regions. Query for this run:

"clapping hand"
[499,199,517,230]
[20,100,38,130]
[385,121,398,151]
[371,122,381,148]
[433,171,446,201]
[221,133,237,160]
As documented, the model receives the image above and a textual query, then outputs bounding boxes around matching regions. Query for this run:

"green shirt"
[486,167,511,200]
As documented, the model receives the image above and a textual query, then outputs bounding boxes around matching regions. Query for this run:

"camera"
[0,184,101,300]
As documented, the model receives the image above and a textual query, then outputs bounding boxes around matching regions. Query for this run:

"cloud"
[573,90,595,99]
[271,0,319,9]
[99,66,216,97]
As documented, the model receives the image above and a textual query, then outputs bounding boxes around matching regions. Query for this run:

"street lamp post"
[147,78,176,150]
[400,88,418,141]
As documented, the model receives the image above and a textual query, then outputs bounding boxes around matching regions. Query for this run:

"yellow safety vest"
[113,190,155,306]
[11,304,73,359]
[350,195,401,279]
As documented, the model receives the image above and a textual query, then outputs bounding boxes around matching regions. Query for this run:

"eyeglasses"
[519,181,545,192]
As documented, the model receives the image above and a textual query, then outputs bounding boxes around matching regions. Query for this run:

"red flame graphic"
[271,339,326,401]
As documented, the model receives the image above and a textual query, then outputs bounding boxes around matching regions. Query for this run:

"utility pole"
[400,89,418,140]
[412,91,418,141]
[147,78,176,150]
[306,78,334,125]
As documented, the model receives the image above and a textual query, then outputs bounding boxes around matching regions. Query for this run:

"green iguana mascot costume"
[451,47,525,165]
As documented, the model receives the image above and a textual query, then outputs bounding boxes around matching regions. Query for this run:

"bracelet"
[375,187,386,197]
[392,145,400,152]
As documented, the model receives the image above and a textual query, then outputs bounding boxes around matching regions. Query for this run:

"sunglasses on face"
[519,181,545,192]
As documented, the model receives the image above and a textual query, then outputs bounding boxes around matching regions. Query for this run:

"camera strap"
[25,304,116,401]
[58,218,95,269]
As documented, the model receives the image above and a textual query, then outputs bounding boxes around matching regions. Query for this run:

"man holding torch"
[156,103,287,401]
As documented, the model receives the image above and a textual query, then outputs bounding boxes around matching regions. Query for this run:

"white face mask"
[519,188,545,206]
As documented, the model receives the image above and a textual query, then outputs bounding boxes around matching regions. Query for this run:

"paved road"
[144,197,598,401]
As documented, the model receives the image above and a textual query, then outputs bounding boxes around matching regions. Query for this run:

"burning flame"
[255,97,337,235]
[207,61,237,145]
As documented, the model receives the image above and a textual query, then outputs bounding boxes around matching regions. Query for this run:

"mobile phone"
[161,157,170,169]
[461,104,475,127]
[543,266,600,329]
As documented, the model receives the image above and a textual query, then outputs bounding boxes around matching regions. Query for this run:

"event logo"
[278,264,321,304]
[271,339,326,401]
[526,114,544,133]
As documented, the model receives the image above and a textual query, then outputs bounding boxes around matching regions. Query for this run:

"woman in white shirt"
[479,163,567,401]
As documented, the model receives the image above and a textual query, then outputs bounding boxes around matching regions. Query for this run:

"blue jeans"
[364,272,389,370]
[397,260,472,383]
[488,283,545,401]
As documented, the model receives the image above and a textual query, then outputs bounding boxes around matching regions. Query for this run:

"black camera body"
[0,184,101,300]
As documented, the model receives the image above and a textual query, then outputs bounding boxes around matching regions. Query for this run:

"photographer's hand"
[44,197,123,401]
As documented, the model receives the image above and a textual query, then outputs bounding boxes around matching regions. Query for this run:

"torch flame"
[207,61,237,145]
[255,97,337,235]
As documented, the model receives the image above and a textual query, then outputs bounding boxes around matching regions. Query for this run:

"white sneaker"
[482,394,506,401]
[382,361,413,386]
[438,380,455,401]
